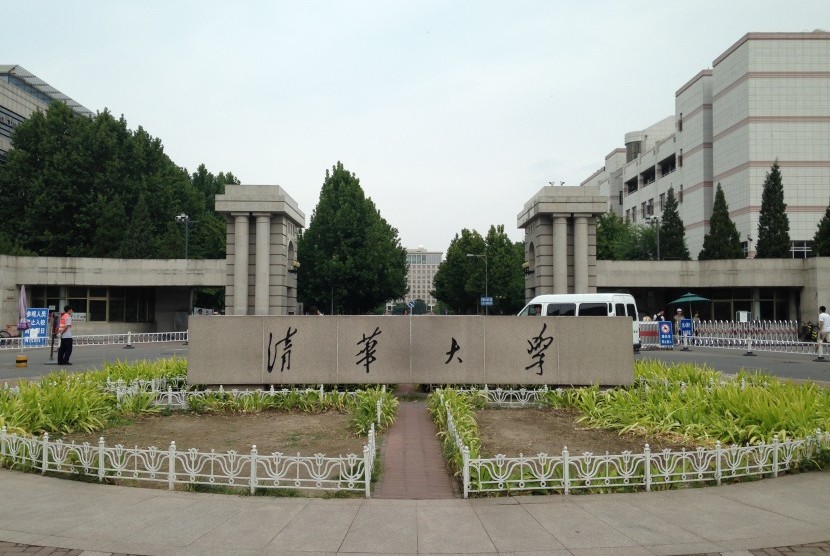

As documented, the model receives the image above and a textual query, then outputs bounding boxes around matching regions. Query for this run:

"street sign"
[680,318,693,337]
[23,308,49,347]
[407,301,415,309]
[658,321,674,347]
[480,297,493,307]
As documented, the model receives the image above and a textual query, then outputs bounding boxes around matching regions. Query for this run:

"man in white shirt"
[817,305,830,356]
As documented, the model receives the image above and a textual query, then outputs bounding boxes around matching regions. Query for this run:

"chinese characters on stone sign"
[525,322,554,375]
[267,327,297,373]
[356,326,382,373]
[444,337,462,364]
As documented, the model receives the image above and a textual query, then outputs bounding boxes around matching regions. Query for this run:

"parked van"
[517,293,641,351]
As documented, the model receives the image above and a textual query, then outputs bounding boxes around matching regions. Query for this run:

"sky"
[3,1,828,253]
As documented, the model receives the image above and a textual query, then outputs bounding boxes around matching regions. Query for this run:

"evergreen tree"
[812,201,830,257]
[659,188,690,260]
[296,162,407,314]
[755,161,791,258]
[699,183,744,260]
[432,229,486,314]
[0,102,234,259]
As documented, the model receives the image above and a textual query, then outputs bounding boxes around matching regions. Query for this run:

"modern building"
[581,31,830,259]
[0,65,93,164]
[394,246,442,312]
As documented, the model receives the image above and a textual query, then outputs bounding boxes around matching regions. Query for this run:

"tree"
[698,183,744,260]
[755,161,791,258]
[296,162,407,314]
[596,211,658,260]
[659,188,690,260]
[432,226,525,315]
[0,102,234,259]
[812,200,830,257]
[432,229,486,314]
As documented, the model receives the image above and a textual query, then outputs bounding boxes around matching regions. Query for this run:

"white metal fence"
[0,330,188,351]
[638,320,822,354]
[438,389,830,498]
[0,424,376,497]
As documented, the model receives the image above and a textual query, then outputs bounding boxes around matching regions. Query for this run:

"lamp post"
[175,213,192,259]
[466,253,488,316]
[647,216,660,261]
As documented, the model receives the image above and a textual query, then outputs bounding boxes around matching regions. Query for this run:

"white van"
[518,293,641,351]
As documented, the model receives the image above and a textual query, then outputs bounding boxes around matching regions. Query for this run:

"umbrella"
[668,292,710,316]
[17,285,30,333]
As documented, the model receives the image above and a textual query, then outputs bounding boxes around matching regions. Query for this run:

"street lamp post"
[466,253,488,316]
[648,216,661,261]
[175,213,192,259]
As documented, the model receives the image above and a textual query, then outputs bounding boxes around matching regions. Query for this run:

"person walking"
[57,305,74,365]
[816,305,830,357]
[674,308,684,343]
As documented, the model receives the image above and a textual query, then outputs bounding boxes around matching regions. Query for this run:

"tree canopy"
[0,102,236,259]
[698,183,744,260]
[812,200,830,257]
[296,162,407,314]
[659,188,690,260]
[596,211,656,260]
[755,161,791,258]
[432,225,524,315]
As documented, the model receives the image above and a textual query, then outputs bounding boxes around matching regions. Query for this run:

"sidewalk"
[1,468,829,555]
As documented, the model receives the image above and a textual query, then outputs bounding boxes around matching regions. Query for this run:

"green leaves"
[297,162,407,314]
[699,183,744,260]
[0,103,236,260]
[756,161,792,258]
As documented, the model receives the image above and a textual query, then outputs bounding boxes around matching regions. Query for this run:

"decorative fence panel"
[0,330,189,351]
[439,389,829,498]
[0,425,376,497]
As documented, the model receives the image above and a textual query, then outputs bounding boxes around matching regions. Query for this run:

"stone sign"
[187,315,634,386]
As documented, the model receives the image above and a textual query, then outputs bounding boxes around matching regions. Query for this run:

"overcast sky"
[4,1,828,253]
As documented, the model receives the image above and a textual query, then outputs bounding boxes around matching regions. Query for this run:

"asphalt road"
[2,340,829,385]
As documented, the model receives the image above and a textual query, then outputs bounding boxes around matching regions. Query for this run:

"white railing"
[0,424,376,498]
[638,320,821,354]
[0,330,189,351]
[437,389,830,498]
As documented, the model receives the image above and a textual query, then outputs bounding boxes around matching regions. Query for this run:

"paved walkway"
[374,400,457,499]
[1,468,830,555]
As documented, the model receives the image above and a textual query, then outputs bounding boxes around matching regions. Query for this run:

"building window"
[791,240,813,259]
[659,193,665,212]
[618,191,623,205]
[678,149,683,167]
[678,185,683,203]
[677,113,683,132]
[29,286,155,322]
[641,202,647,219]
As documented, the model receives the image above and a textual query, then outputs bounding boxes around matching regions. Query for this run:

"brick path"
[373,397,457,499]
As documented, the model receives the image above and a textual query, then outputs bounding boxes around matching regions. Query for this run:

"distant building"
[0,65,94,164]
[581,32,830,259]
[390,246,442,313]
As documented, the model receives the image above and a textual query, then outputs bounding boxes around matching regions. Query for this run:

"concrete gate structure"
[518,185,607,298]
[215,185,305,316]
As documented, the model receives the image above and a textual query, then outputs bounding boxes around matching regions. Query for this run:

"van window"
[578,303,608,316]
[626,303,638,321]
[614,303,625,317]
[546,303,576,316]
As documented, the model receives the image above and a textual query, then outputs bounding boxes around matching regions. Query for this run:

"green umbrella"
[669,292,710,316]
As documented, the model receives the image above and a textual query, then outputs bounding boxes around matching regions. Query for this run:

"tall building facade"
[0,65,93,163]
[404,246,442,311]
[582,32,830,259]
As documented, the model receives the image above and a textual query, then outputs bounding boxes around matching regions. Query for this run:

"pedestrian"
[653,310,665,321]
[57,305,74,365]
[674,308,684,342]
[816,305,830,356]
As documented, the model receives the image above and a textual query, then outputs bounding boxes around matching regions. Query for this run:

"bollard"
[15,355,27,368]
[123,331,135,349]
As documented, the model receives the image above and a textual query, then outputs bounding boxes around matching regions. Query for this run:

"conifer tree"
[755,161,791,258]
[659,187,690,260]
[812,200,830,257]
[699,183,744,260]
